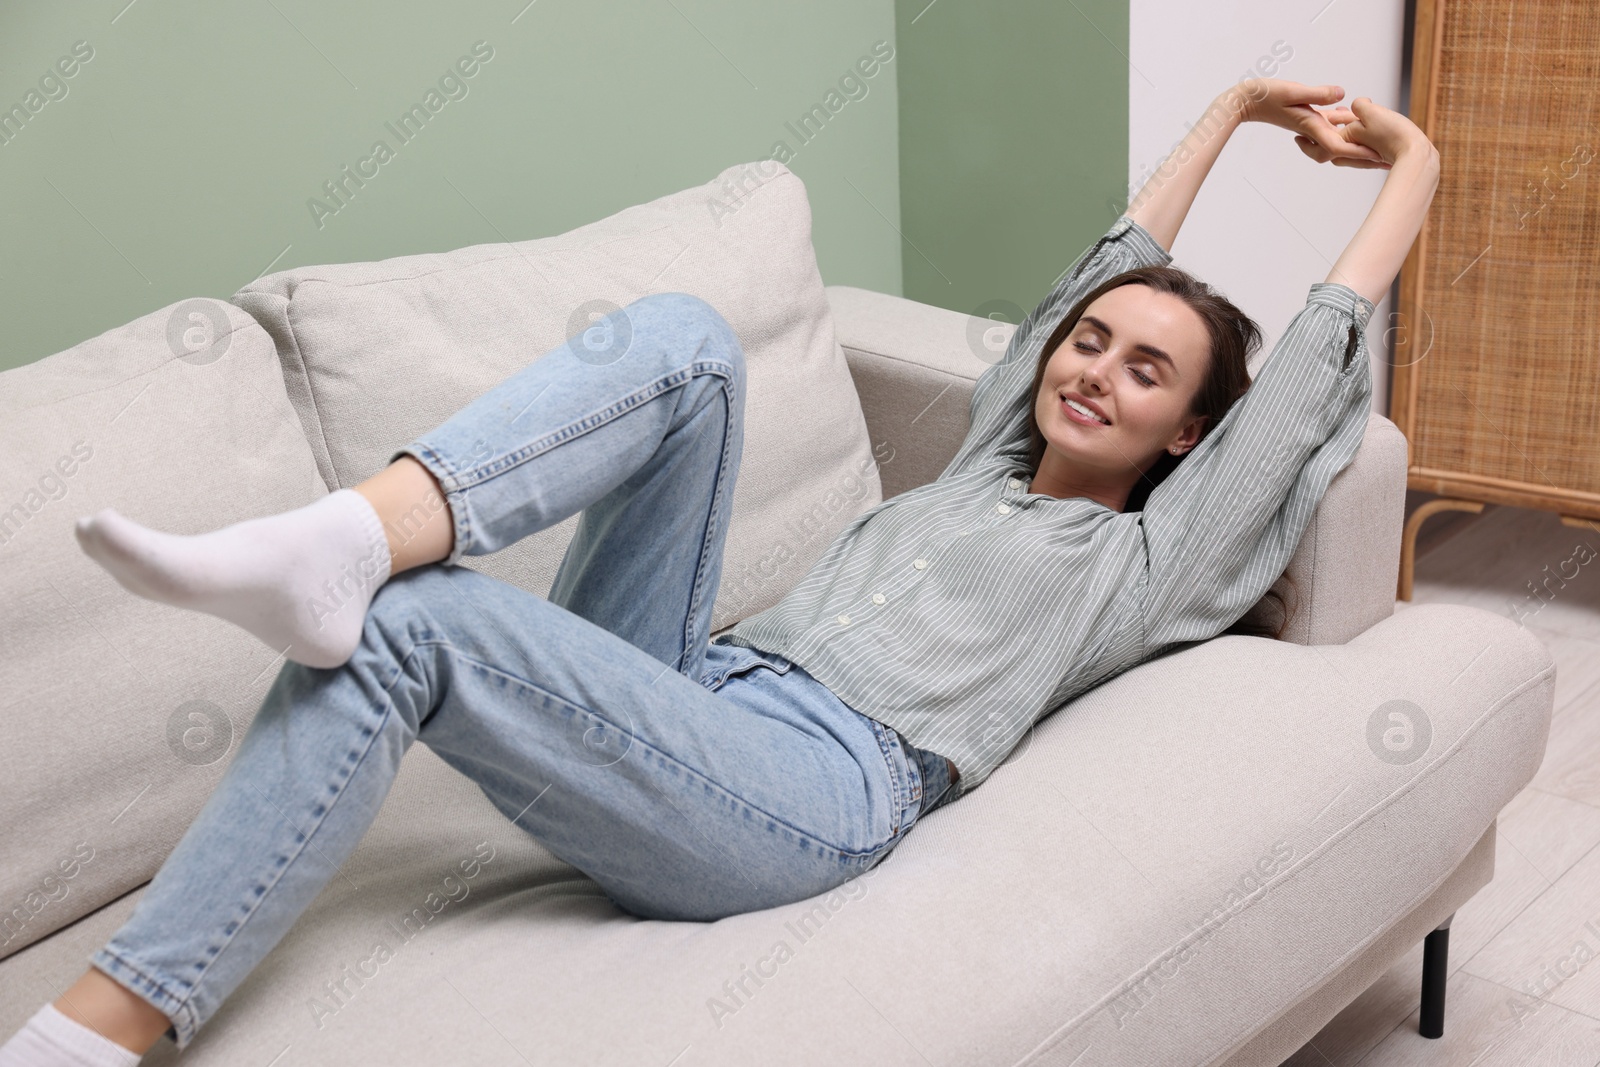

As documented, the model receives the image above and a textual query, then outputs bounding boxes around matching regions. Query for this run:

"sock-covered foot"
[74,488,392,669]
[0,1003,144,1067]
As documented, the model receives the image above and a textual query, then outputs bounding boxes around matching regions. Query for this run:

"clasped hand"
[1223,78,1434,169]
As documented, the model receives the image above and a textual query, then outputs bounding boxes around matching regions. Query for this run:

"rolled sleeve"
[1306,281,1378,331]
[1107,215,1176,274]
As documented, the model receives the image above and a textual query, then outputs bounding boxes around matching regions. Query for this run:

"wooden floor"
[1282,503,1600,1066]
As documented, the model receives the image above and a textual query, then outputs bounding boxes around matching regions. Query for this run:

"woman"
[1,79,1437,1064]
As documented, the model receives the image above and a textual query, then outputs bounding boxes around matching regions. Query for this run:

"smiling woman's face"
[1029,283,1213,508]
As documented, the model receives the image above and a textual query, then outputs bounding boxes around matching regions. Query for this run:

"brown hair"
[1022,264,1297,640]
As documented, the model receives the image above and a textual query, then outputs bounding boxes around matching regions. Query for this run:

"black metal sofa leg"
[1419,913,1453,1039]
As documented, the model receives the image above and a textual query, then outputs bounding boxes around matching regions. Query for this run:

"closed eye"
[1073,341,1156,387]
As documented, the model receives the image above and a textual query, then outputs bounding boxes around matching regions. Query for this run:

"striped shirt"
[720,214,1376,798]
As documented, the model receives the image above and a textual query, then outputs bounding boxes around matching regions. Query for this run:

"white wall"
[1129,0,1407,416]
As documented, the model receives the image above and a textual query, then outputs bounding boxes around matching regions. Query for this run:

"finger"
[1332,156,1392,170]
[1298,114,1363,158]
[1328,140,1388,163]
[1334,117,1376,148]
[1318,122,1386,160]
[1289,82,1344,104]
[1335,129,1388,162]
[1295,112,1383,163]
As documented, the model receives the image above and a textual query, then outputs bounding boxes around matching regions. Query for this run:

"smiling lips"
[1060,392,1111,426]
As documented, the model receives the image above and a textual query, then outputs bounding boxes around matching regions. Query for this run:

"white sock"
[74,488,392,669]
[0,1003,144,1067]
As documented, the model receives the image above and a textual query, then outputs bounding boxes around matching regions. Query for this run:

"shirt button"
[836,614,851,626]
[913,558,928,570]
[996,503,1011,515]
[1007,477,1022,489]
[871,593,886,605]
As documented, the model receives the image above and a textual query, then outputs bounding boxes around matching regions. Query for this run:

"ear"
[1167,415,1208,455]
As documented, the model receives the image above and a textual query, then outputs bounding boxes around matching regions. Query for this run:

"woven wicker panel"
[1399,0,1600,516]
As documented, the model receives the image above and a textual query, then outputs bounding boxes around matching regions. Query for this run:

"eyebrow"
[1078,315,1179,375]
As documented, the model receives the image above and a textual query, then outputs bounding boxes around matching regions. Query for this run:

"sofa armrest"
[1262,411,1407,645]
[826,285,988,501]
[826,283,1406,647]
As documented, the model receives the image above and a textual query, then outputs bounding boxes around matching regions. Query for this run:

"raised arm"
[939,81,1414,485]
[1127,80,1387,253]
[1137,86,1439,304]
[1320,97,1442,304]
[1124,89,1244,251]
[1139,95,1438,649]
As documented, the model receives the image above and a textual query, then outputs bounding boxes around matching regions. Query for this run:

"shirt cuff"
[1306,281,1377,331]
[1113,215,1175,267]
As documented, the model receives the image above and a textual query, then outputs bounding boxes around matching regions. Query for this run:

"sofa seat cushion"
[0,603,1552,1065]
[0,301,328,959]
[231,161,880,632]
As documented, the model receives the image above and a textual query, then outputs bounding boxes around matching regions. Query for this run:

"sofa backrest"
[232,160,880,631]
[0,300,329,959]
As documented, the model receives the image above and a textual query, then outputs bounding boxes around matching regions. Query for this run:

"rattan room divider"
[1392,0,1600,599]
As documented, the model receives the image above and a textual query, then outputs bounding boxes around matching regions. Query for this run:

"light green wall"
[0,1,902,371]
[3,2,1133,374]
[893,0,1129,326]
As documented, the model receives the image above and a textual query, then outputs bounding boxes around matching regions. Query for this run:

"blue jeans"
[88,291,956,1050]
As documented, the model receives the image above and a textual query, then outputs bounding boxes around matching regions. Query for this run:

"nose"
[1078,353,1113,393]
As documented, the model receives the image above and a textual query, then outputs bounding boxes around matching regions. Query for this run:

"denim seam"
[906,741,925,813]
[418,363,736,570]
[914,747,948,815]
[680,363,739,664]
[116,658,401,1045]
[441,643,884,861]
[866,718,908,839]
[161,687,396,1036]
[417,443,472,568]
[450,369,696,492]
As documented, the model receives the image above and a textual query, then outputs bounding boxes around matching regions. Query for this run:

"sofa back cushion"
[232,160,881,631]
[0,302,329,958]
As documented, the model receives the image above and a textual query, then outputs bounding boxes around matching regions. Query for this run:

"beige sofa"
[0,160,1554,1065]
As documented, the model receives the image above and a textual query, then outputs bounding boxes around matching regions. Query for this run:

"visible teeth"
[1065,398,1109,424]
